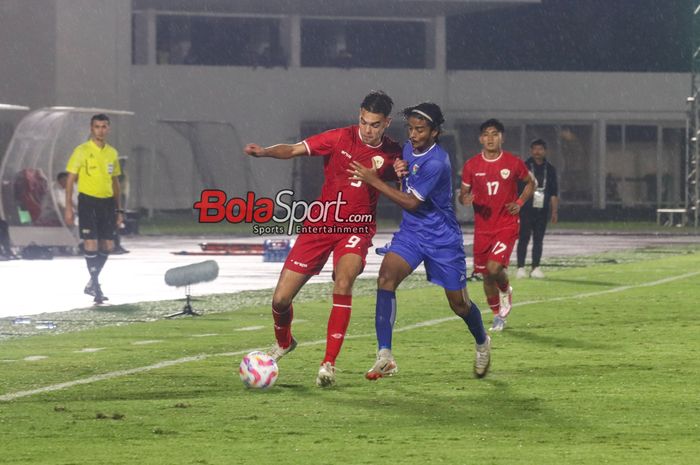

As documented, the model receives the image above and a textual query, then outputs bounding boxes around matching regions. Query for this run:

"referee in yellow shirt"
[64,114,123,304]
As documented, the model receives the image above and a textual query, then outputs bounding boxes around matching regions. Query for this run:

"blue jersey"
[399,142,462,247]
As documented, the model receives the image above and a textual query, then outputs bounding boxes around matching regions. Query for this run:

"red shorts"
[472,226,519,273]
[283,232,372,275]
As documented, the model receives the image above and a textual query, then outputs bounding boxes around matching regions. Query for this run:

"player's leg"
[530,212,547,278]
[366,250,414,380]
[267,268,313,360]
[474,232,501,318]
[445,288,490,378]
[516,214,532,279]
[485,260,508,330]
[424,243,491,377]
[314,234,370,387]
[486,228,518,329]
[268,233,330,361]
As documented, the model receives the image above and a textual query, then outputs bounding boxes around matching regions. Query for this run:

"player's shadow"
[503,329,614,351]
[323,376,587,433]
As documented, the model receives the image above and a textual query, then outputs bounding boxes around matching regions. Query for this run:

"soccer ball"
[239,351,279,389]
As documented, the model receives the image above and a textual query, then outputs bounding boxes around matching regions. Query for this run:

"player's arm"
[348,161,422,212]
[244,142,307,159]
[63,172,78,226]
[459,182,473,205]
[459,162,473,205]
[112,176,124,226]
[506,172,536,215]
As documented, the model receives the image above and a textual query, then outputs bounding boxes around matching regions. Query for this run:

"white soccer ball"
[239,351,279,389]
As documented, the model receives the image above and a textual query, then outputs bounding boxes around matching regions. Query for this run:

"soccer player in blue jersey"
[349,102,491,379]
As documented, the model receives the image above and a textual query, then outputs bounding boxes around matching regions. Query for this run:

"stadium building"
[0,0,692,223]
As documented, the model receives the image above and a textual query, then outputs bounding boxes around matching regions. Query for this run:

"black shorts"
[78,193,116,240]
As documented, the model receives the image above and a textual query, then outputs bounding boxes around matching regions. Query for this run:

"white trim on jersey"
[406,183,425,201]
[411,143,436,158]
[302,140,311,156]
[480,151,504,163]
[357,127,383,149]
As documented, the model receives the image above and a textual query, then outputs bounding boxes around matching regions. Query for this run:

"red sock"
[487,295,500,315]
[497,279,510,293]
[272,304,293,348]
[323,294,352,365]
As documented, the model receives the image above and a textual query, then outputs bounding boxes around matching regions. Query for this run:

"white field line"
[2,270,698,402]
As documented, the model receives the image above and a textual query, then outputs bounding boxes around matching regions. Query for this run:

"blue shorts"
[387,232,467,291]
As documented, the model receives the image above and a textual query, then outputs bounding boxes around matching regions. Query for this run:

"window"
[606,124,658,205]
[301,19,426,69]
[446,0,690,72]
[155,15,286,67]
[661,128,684,206]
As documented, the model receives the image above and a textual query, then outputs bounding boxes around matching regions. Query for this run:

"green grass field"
[1,247,699,465]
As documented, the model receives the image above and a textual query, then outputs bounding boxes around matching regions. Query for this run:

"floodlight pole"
[688,2,700,227]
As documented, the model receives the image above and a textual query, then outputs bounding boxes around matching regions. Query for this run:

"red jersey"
[461,151,530,232]
[303,125,401,234]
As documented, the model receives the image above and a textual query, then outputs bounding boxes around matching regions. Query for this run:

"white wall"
[129,65,689,209]
[0,0,56,110]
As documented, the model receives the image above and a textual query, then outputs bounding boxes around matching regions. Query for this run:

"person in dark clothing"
[0,217,18,259]
[516,139,559,279]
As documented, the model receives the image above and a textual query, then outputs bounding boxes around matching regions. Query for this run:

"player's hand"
[116,213,124,225]
[506,202,521,215]
[459,191,473,205]
[393,159,408,178]
[348,161,378,185]
[244,143,265,157]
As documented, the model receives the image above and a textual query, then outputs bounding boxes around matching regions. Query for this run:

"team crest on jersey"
[500,169,510,179]
[412,164,420,175]
[372,155,384,169]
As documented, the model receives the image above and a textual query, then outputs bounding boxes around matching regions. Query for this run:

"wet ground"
[2,230,698,320]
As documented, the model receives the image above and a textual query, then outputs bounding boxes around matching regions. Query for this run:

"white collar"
[412,143,436,158]
[358,128,383,149]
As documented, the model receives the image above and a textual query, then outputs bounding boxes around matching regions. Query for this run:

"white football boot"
[498,286,513,318]
[267,337,297,361]
[365,348,399,380]
[474,336,491,378]
[489,315,506,332]
[316,362,337,388]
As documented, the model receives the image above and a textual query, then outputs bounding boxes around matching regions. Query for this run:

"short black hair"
[530,138,547,149]
[56,171,69,181]
[403,102,445,141]
[361,90,393,117]
[90,113,110,125]
[479,118,505,134]
[402,102,445,129]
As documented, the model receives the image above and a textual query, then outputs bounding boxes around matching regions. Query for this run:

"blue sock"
[375,289,396,350]
[462,301,487,345]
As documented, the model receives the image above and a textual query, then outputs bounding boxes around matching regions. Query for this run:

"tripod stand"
[166,285,202,318]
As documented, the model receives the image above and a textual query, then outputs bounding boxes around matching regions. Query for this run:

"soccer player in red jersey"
[243,91,401,387]
[460,119,535,331]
